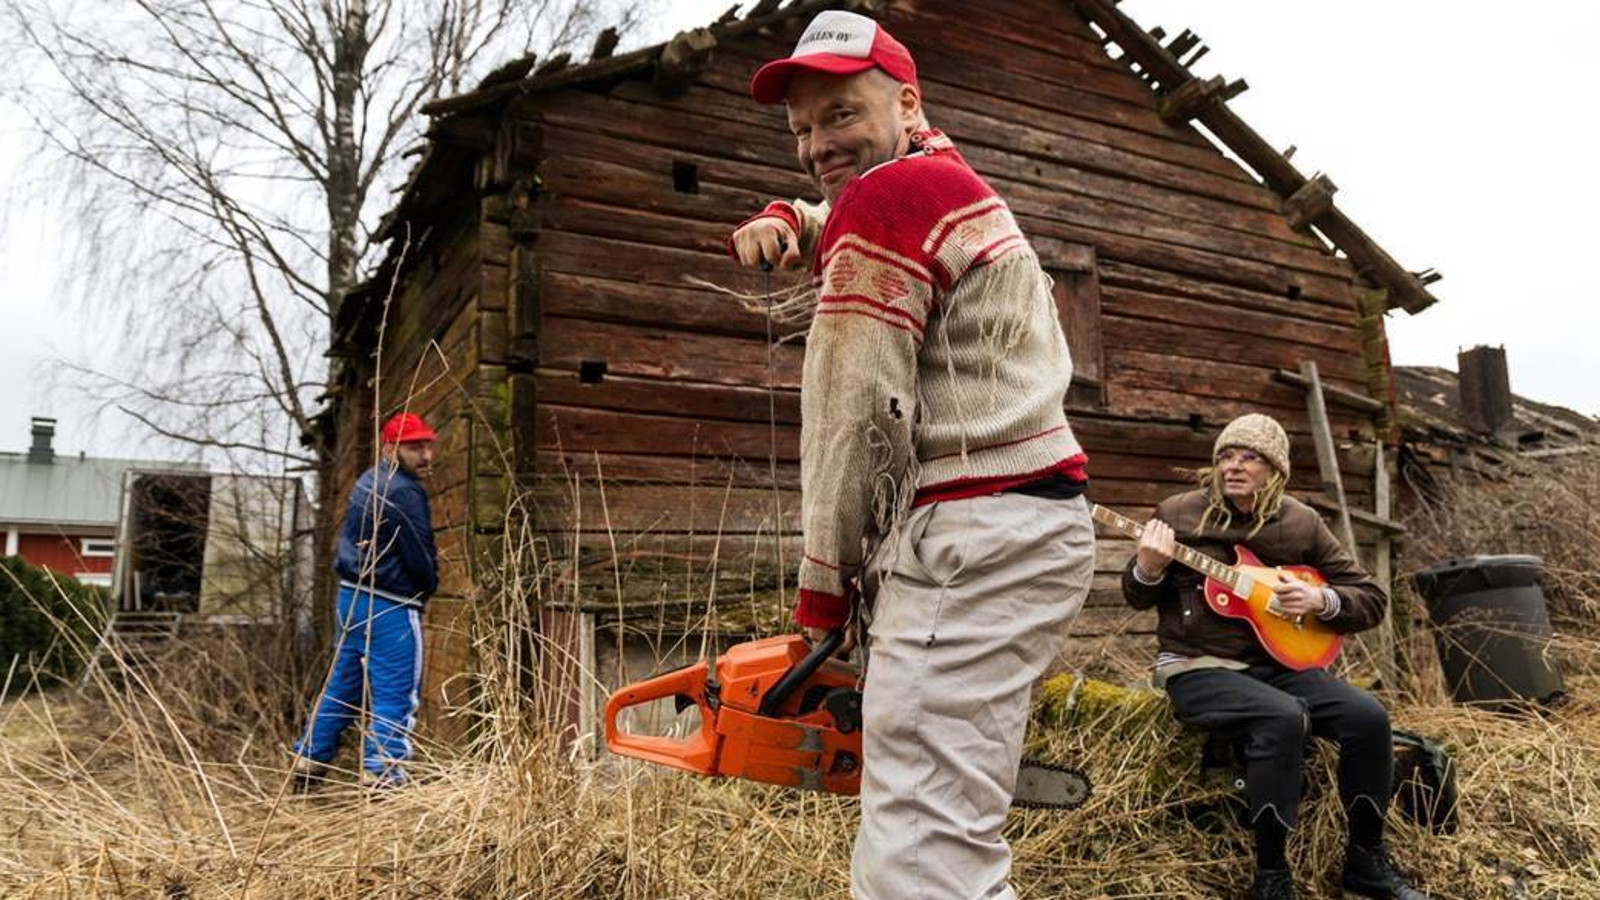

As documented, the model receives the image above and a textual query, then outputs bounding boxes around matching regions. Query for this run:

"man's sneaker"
[1248,868,1296,900]
[1341,843,1431,900]
[290,756,330,792]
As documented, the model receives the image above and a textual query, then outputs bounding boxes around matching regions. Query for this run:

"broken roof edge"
[1071,0,1442,316]
[359,0,1446,323]
[418,0,879,120]
[1394,365,1600,451]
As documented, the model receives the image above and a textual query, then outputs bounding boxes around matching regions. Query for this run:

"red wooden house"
[2,418,143,586]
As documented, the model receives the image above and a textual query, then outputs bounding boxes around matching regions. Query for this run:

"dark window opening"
[1285,284,1304,300]
[579,360,608,384]
[672,161,699,194]
[1188,413,1205,431]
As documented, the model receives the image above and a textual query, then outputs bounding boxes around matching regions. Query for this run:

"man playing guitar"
[1123,413,1428,900]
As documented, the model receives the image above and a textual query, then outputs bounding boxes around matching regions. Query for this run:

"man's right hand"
[1135,517,1176,579]
[731,216,802,270]
[804,626,856,657]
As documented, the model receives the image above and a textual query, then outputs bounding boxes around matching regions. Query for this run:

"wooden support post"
[590,27,619,60]
[1272,368,1384,415]
[1300,360,1358,553]
[1301,359,1399,687]
[1284,173,1338,232]
[1158,74,1248,122]
[1372,441,1402,689]
[1166,28,1201,59]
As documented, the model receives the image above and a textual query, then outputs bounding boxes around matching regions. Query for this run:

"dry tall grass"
[2,460,1598,899]
[1403,450,1599,624]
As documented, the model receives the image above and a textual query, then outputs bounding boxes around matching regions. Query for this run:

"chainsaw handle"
[604,663,718,775]
[757,628,844,717]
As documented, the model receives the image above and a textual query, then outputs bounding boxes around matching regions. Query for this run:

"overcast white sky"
[3,1,1595,459]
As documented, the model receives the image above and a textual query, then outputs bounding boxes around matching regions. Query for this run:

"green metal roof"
[0,453,202,529]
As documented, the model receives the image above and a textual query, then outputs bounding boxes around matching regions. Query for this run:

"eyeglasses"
[1216,448,1264,465]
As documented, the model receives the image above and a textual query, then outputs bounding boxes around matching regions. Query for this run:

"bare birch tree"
[2,0,644,471]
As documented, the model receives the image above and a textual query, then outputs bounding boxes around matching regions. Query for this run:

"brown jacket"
[1121,490,1388,665]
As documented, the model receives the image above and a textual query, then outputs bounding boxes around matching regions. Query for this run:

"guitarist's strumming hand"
[1272,574,1329,616]
[1134,518,1176,581]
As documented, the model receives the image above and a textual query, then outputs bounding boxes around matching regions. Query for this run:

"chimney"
[28,417,56,465]
[1457,346,1514,442]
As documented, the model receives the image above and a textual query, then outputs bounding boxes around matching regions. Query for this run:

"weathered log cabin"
[323,0,1445,731]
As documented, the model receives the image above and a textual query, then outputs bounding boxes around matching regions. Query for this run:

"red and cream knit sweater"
[744,131,1086,629]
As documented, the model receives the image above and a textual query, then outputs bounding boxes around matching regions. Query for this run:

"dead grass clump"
[1403,450,1600,624]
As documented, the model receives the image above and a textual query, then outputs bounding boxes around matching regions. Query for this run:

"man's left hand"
[1272,575,1328,616]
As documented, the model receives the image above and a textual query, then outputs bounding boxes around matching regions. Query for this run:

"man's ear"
[898,82,922,130]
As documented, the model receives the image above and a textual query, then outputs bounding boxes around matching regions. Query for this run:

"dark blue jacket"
[334,462,437,605]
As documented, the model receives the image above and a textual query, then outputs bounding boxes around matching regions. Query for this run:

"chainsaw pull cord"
[763,242,786,612]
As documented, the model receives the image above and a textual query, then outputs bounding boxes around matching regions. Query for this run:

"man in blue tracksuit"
[293,412,438,787]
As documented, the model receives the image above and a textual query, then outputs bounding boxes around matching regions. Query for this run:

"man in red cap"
[292,411,438,788]
[729,10,1095,899]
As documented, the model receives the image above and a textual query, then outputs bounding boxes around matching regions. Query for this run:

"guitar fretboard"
[1090,504,1241,591]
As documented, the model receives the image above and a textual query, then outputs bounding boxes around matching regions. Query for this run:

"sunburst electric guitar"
[1090,504,1343,671]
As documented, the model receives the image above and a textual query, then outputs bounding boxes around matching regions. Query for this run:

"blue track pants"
[293,584,424,776]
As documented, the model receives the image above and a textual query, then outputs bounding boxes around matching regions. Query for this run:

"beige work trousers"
[852,493,1095,900]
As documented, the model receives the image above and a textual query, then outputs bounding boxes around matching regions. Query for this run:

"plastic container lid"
[1409,554,1544,601]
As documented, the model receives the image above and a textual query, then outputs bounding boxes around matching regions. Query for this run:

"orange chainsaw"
[605,630,1090,809]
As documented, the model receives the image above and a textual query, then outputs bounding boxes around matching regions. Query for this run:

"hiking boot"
[289,756,330,792]
[1248,868,1296,900]
[1342,843,1430,900]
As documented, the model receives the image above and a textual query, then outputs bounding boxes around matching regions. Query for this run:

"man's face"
[1216,446,1272,510]
[391,439,435,480]
[786,69,919,204]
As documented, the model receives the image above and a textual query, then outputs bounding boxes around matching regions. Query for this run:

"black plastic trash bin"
[1411,555,1564,708]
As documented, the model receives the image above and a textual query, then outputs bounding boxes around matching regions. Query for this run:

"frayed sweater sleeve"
[793,186,934,629]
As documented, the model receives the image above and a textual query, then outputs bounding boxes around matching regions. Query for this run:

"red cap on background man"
[750,10,919,105]
[380,412,437,445]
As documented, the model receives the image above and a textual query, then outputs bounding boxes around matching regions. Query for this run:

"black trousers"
[1165,665,1392,830]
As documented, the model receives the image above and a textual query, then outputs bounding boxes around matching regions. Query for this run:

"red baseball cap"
[380,412,437,445]
[750,10,918,105]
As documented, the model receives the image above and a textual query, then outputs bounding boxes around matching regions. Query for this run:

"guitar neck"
[1089,503,1240,588]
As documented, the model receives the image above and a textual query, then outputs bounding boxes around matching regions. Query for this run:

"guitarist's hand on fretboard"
[1134,517,1177,581]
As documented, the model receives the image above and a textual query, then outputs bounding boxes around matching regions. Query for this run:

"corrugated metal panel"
[0,453,203,528]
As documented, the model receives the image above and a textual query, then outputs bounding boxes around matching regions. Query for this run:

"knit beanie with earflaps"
[1213,413,1290,476]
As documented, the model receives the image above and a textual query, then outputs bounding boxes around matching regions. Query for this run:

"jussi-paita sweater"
[743,130,1087,629]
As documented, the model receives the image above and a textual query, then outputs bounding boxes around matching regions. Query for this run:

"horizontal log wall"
[499,0,1387,676]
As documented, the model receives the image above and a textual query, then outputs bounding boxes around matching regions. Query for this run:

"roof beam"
[1072,0,1441,315]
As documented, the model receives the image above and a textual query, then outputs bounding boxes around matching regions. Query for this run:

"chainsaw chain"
[1012,760,1092,811]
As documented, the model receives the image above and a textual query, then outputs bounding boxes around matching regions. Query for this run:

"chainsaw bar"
[1013,760,1091,810]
